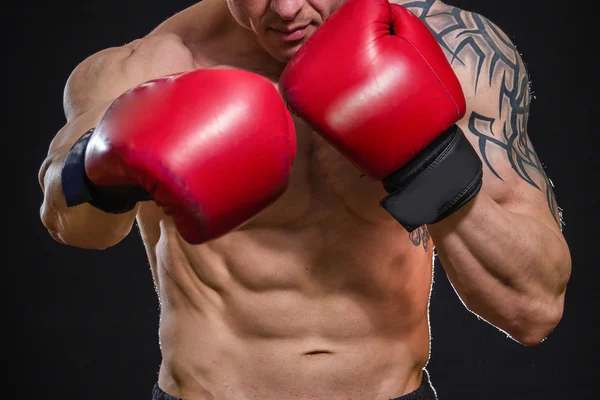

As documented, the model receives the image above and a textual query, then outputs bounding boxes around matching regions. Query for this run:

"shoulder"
[393,1,532,133]
[392,0,512,40]
[63,33,195,121]
[393,1,528,103]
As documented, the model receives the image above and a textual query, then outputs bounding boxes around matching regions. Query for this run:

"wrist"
[379,125,483,232]
[60,128,151,214]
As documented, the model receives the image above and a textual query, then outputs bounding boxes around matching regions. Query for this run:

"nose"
[270,0,304,20]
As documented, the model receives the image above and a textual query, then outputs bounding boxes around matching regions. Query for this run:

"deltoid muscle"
[402,0,563,228]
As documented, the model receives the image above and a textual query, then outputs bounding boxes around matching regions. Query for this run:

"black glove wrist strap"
[60,128,152,214]
[379,125,483,232]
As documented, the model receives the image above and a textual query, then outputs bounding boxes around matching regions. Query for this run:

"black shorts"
[152,369,437,400]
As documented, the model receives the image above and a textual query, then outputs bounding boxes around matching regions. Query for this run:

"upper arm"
[40,33,195,203]
[404,1,564,235]
[49,34,195,156]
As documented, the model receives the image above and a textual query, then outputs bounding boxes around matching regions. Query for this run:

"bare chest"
[245,117,393,228]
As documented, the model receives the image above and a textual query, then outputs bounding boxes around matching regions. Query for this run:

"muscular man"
[38,0,572,399]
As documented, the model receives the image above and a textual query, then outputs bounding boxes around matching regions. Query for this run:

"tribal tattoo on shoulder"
[401,0,564,232]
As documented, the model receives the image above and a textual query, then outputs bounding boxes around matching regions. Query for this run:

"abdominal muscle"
[137,198,434,400]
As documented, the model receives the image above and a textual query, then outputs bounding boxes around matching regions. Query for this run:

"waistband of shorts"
[152,383,181,400]
[391,369,437,400]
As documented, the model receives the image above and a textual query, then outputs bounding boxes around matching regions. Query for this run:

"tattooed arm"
[395,0,572,345]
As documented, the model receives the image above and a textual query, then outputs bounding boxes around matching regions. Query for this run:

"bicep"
[62,44,136,123]
[457,114,563,235]
[49,44,139,157]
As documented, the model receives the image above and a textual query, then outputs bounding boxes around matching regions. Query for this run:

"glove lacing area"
[379,125,483,232]
[61,128,154,214]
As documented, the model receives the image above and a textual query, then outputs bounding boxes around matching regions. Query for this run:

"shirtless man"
[38,0,572,398]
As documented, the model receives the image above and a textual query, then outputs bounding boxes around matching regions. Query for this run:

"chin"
[272,43,304,63]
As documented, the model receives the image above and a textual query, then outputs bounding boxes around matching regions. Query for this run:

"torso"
[131,1,464,398]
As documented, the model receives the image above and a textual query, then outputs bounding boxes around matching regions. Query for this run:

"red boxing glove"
[62,69,296,243]
[281,0,482,231]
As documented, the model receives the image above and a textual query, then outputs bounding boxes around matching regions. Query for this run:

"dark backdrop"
[9,1,598,399]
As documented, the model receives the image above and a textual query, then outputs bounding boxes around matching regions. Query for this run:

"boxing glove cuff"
[380,126,483,232]
[61,128,153,214]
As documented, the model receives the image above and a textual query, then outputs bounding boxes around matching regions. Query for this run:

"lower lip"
[272,26,309,41]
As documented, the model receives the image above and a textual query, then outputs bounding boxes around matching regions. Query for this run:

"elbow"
[502,249,571,347]
[504,297,565,347]
[40,202,122,251]
[515,248,573,346]
[38,157,130,250]
[40,202,67,245]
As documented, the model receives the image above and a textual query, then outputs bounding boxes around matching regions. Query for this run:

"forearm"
[427,192,571,345]
[39,152,137,250]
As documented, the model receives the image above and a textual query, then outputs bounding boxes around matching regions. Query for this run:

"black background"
[9,0,598,398]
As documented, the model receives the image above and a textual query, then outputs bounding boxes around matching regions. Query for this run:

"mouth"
[269,24,310,42]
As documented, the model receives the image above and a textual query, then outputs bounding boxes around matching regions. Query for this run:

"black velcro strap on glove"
[60,128,153,214]
[379,125,483,232]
